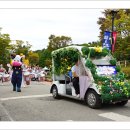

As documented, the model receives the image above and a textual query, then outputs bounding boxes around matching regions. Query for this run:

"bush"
[102,48,109,57]
[116,65,121,72]
[85,59,95,68]
[81,46,90,55]
[110,59,117,65]
[122,66,130,79]
[90,48,96,58]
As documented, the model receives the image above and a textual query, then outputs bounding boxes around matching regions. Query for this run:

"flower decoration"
[94,46,102,53]
[52,47,80,75]
[81,46,109,59]
[85,56,130,102]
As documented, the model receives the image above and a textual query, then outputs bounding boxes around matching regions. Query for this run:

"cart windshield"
[96,65,117,76]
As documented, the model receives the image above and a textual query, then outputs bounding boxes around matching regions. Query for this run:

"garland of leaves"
[51,47,80,75]
[82,46,130,102]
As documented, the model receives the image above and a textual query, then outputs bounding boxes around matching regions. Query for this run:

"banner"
[112,31,117,52]
[102,31,111,51]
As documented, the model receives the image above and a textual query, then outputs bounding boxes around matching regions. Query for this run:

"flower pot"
[23,73,30,85]
[2,74,10,82]
[38,76,45,82]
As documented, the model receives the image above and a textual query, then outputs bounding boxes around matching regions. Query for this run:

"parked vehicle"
[50,45,130,109]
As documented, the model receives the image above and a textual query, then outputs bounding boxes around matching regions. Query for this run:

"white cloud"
[0,9,104,50]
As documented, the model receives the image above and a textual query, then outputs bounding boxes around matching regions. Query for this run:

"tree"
[114,36,130,61]
[0,28,11,66]
[97,9,130,39]
[97,9,130,61]
[11,40,32,58]
[38,49,51,67]
[47,34,72,51]
[28,52,39,66]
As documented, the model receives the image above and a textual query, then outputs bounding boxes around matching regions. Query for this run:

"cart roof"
[52,45,113,65]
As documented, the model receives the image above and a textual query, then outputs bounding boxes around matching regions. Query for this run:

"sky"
[0,9,104,51]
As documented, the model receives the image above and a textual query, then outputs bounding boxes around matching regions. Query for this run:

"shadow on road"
[52,96,130,110]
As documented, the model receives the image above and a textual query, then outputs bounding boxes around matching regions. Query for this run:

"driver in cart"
[71,59,80,97]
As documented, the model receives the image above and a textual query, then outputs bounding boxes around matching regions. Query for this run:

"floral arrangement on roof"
[81,46,109,59]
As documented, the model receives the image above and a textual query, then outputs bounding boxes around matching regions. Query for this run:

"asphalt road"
[0,81,130,121]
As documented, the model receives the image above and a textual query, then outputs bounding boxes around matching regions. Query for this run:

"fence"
[118,60,130,67]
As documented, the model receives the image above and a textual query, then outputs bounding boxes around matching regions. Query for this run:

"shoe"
[13,88,16,91]
[17,89,21,92]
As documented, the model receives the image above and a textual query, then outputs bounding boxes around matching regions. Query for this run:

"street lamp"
[110,10,118,52]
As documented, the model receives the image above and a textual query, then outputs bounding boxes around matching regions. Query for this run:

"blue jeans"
[11,69,22,91]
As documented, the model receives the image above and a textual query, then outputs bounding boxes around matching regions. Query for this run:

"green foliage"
[85,59,95,68]
[97,9,130,40]
[102,48,109,57]
[101,94,112,102]
[47,34,72,51]
[97,9,130,61]
[85,54,130,102]
[90,48,96,58]
[122,66,130,79]
[81,46,110,60]
[0,32,11,67]
[109,59,117,65]
[11,40,32,58]
[81,46,90,55]
[28,52,39,66]
[38,49,52,68]
[52,47,80,75]
[115,65,121,72]
[101,85,111,93]
[114,36,130,61]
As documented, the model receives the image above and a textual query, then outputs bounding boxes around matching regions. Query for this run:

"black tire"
[116,100,128,106]
[85,90,102,109]
[52,86,60,99]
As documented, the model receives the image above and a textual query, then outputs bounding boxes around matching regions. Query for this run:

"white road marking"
[0,103,14,121]
[0,94,52,101]
[99,112,130,121]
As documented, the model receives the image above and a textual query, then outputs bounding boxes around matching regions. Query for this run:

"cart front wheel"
[85,90,102,109]
[52,86,60,99]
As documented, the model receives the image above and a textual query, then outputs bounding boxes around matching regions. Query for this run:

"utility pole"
[110,10,118,52]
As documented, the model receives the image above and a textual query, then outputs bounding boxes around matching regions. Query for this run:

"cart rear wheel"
[85,90,102,109]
